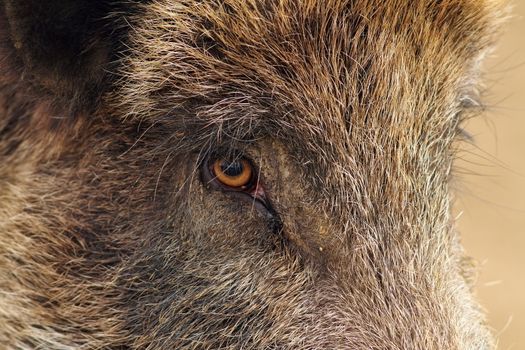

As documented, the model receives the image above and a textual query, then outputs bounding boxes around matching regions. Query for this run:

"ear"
[3,0,132,109]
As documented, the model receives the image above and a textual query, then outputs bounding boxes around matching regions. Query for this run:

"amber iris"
[212,159,253,188]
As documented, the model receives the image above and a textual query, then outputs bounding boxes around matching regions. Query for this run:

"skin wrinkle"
[0,0,506,349]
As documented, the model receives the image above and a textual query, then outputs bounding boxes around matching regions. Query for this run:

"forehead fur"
[114,0,503,145]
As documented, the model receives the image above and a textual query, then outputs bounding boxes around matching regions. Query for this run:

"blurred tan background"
[456,1,525,349]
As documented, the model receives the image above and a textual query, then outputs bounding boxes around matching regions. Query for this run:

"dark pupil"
[221,160,244,177]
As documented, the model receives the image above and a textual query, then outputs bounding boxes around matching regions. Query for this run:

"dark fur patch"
[2,1,151,111]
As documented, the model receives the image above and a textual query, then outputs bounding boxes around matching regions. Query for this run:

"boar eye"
[210,158,255,190]
[202,155,278,222]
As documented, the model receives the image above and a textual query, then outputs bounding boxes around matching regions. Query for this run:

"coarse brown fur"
[0,0,506,349]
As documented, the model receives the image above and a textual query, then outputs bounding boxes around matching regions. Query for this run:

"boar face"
[0,1,504,349]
